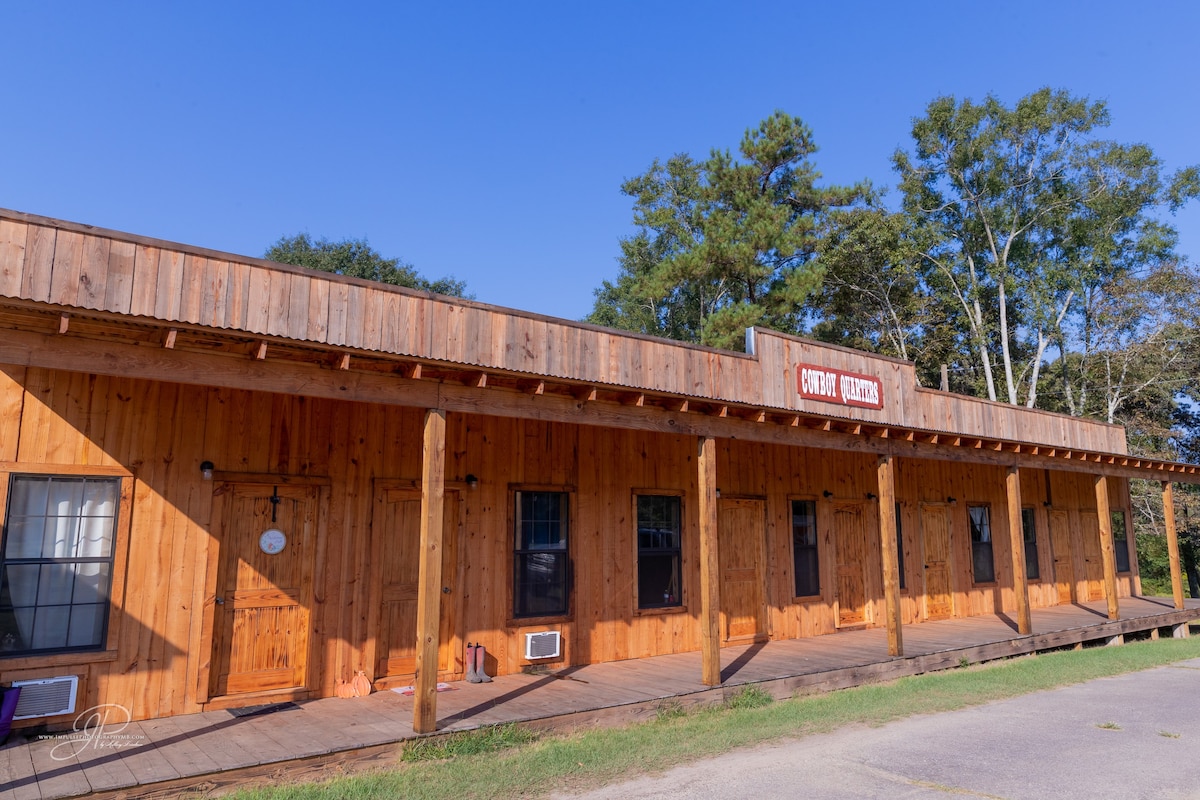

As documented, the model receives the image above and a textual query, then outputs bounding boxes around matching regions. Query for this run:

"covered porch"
[4,596,1197,800]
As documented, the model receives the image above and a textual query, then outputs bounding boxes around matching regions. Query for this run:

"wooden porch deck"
[3,597,1198,800]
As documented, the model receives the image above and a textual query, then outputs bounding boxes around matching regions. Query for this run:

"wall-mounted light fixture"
[946,496,957,505]
[866,492,877,500]
[715,488,721,498]
[465,474,479,490]
[823,490,833,498]
[200,461,215,481]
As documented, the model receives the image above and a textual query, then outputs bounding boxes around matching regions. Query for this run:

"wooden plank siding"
[0,209,1126,453]
[0,363,1140,725]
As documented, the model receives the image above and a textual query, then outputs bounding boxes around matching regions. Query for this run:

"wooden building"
[0,208,1196,733]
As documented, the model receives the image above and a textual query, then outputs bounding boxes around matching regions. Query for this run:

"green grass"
[230,636,1200,800]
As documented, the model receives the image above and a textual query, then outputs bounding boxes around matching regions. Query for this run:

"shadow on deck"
[3,597,1198,800]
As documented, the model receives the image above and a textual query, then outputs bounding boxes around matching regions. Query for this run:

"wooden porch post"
[413,408,447,733]
[1162,481,1185,611]
[876,455,903,657]
[697,435,721,686]
[1093,475,1120,621]
[1005,466,1032,635]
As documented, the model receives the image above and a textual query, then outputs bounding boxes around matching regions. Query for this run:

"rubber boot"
[475,642,492,682]
[466,642,481,683]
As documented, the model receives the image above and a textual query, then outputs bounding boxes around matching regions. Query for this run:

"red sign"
[796,363,884,410]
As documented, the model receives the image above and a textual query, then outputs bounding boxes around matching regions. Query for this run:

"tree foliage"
[588,112,868,350]
[265,233,469,298]
[893,88,1199,409]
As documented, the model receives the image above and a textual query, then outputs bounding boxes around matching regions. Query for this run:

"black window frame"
[512,490,571,619]
[1021,507,1040,581]
[1,474,121,657]
[635,494,683,610]
[792,499,820,598]
[1111,510,1131,574]
[968,504,995,584]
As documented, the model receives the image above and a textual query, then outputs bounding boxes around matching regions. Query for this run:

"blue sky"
[3,1,1198,321]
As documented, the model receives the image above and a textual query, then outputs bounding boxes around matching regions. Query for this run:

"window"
[513,491,569,618]
[895,502,905,591]
[792,500,819,597]
[1021,507,1040,580]
[1111,510,1130,573]
[968,505,995,583]
[1,475,120,655]
[636,495,681,609]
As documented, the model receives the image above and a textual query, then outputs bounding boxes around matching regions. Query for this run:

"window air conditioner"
[524,631,561,660]
[12,676,79,720]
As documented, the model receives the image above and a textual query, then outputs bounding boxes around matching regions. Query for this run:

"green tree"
[894,88,1199,408]
[265,233,469,298]
[589,112,868,350]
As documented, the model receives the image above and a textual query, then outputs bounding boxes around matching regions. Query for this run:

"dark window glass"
[636,496,681,609]
[895,502,905,590]
[1111,511,1130,573]
[1,475,119,655]
[1021,507,1040,580]
[968,505,995,583]
[513,491,569,618]
[793,500,819,597]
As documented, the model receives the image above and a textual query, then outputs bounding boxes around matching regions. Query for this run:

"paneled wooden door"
[1079,511,1106,601]
[919,503,954,621]
[372,484,462,682]
[833,501,871,627]
[1048,509,1075,604]
[717,498,767,643]
[209,483,320,698]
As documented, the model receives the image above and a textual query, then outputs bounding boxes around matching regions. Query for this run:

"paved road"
[559,658,1200,800]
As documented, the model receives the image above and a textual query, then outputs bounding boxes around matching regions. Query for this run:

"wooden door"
[1079,511,1105,601]
[920,503,953,620]
[717,498,766,643]
[209,483,319,698]
[1048,509,1075,604]
[833,502,870,627]
[373,485,462,681]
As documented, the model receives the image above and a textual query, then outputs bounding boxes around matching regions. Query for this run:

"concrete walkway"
[562,657,1200,800]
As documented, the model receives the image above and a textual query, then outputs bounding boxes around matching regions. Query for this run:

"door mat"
[392,683,456,696]
[227,702,301,718]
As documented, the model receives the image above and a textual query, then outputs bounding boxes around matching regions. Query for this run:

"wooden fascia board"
[3,325,1198,485]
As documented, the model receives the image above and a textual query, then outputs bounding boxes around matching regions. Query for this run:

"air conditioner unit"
[524,631,561,660]
[12,676,79,720]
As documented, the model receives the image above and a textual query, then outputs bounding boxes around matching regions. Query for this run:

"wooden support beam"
[1162,481,1185,611]
[1093,475,1120,621]
[338,353,351,371]
[255,340,268,360]
[413,408,447,734]
[473,372,487,388]
[1006,466,1032,635]
[163,328,178,349]
[697,435,721,686]
[409,363,423,380]
[58,313,70,334]
[876,455,903,657]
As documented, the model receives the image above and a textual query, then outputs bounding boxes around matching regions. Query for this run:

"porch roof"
[2,207,1199,484]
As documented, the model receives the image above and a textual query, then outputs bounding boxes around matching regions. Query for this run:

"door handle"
[215,597,225,605]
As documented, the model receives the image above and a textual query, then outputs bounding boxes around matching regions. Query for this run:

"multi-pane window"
[513,491,569,618]
[1,475,120,655]
[792,500,819,597]
[1021,507,1040,580]
[968,504,995,583]
[636,495,681,609]
[1111,510,1130,573]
